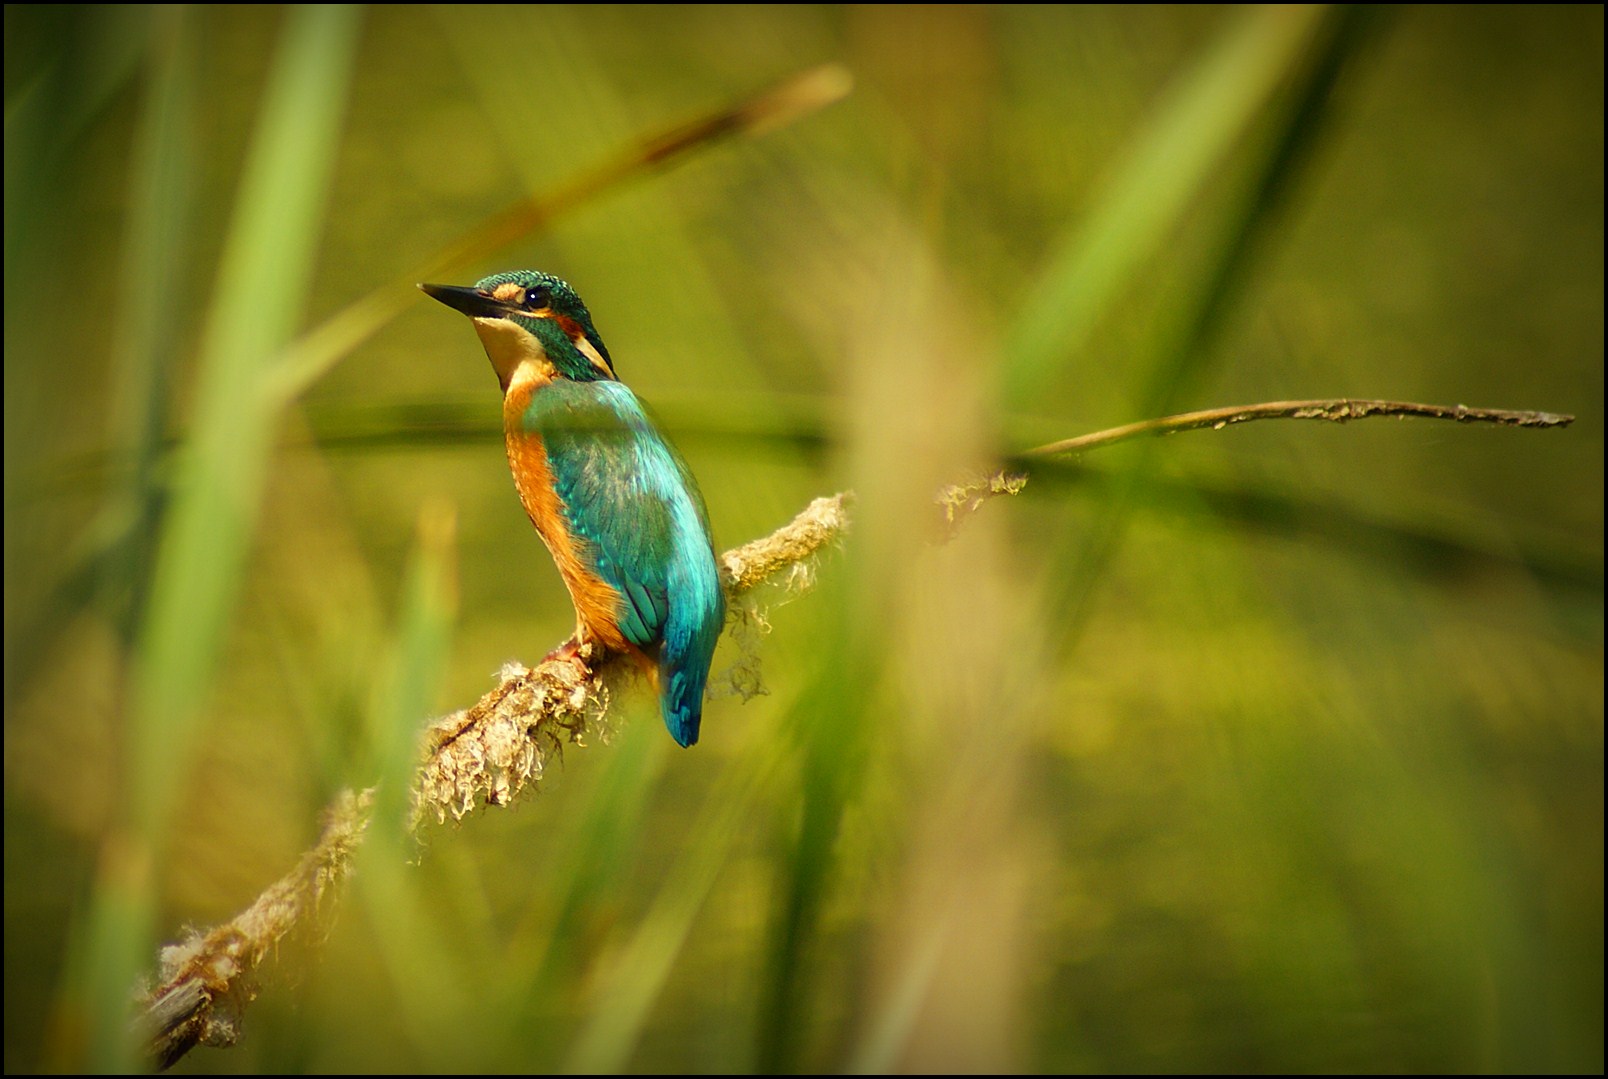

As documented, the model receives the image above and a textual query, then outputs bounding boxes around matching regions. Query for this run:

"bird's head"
[419,270,616,391]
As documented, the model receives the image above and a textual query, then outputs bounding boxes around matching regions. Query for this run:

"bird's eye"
[524,287,549,309]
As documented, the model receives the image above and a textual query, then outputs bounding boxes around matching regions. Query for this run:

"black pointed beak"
[418,282,513,319]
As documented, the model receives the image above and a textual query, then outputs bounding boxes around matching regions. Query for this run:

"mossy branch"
[410,494,854,830]
[137,399,1568,1068]
[139,494,852,1067]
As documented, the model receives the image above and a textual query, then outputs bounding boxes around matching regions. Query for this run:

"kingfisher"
[419,270,725,747]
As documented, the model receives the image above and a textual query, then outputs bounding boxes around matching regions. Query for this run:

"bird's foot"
[542,637,592,673]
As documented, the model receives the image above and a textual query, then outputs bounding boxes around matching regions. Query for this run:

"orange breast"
[502,380,642,662]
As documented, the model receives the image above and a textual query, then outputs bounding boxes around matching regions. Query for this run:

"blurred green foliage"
[4,4,1600,1074]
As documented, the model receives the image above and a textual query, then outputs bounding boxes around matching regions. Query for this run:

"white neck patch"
[473,318,555,390]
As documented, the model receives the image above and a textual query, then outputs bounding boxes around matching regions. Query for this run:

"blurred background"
[4,4,1601,1073]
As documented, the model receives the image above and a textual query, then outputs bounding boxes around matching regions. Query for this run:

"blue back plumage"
[521,379,724,746]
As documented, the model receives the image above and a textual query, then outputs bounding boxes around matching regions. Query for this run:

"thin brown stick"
[266,65,852,405]
[138,397,1570,1068]
[1023,398,1573,460]
[938,398,1575,522]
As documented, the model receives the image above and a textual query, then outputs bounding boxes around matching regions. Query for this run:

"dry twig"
[938,398,1574,525]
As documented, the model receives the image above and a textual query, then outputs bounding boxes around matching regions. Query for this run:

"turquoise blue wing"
[523,380,725,746]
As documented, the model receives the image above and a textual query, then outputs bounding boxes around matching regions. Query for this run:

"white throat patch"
[473,318,555,389]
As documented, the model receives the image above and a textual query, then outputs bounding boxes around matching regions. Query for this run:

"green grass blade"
[129,0,360,847]
[70,7,361,1070]
[348,503,464,1068]
[369,503,459,833]
[104,6,196,644]
[2,5,149,269]
[2,6,195,710]
[1043,6,1379,655]
[565,737,790,1073]
[757,608,876,1072]
[1002,5,1325,409]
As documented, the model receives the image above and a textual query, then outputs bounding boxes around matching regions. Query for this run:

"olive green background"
[4,5,1601,1073]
